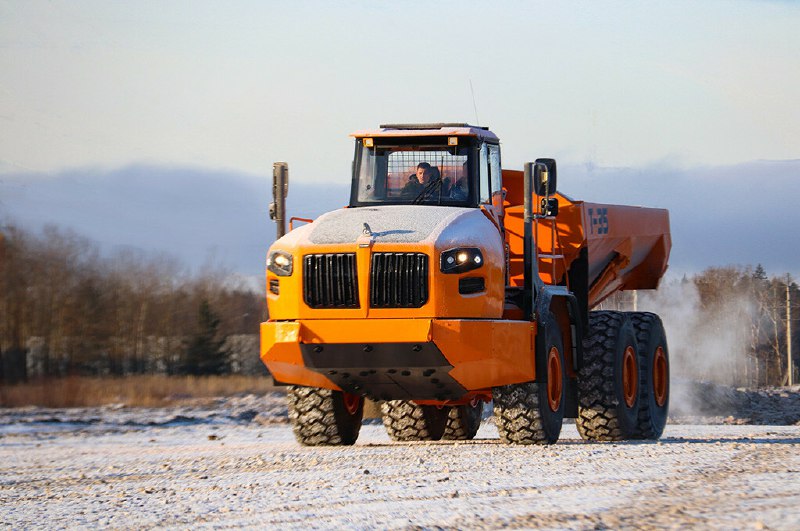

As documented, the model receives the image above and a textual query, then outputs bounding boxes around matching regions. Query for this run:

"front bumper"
[260,318,536,401]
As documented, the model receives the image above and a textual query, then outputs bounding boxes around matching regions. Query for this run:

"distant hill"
[563,159,800,278]
[1,160,798,279]
[0,164,348,278]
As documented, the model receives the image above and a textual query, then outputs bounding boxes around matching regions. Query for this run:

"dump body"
[501,170,671,308]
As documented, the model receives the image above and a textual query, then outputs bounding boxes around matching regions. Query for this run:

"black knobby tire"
[442,400,483,440]
[287,386,364,446]
[628,311,670,439]
[381,400,447,441]
[576,311,641,442]
[493,313,565,445]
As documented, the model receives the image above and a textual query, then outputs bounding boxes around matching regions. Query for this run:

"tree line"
[0,223,267,383]
[2,222,797,388]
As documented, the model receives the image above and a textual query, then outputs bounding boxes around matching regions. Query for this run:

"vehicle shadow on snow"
[656,436,800,445]
[360,435,800,447]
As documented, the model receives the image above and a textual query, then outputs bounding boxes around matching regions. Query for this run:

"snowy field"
[2,393,799,529]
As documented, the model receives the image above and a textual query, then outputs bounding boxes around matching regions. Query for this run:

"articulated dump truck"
[261,124,671,446]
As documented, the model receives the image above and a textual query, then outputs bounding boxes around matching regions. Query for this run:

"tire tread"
[287,386,362,446]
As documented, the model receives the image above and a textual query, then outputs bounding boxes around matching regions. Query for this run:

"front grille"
[370,253,429,308]
[303,253,359,308]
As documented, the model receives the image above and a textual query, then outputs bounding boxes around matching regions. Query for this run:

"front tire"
[381,400,447,441]
[287,386,364,446]
[493,314,565,445]
[442,399,483,440]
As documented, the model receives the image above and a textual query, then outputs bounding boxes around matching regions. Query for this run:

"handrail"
[289,217,314,231]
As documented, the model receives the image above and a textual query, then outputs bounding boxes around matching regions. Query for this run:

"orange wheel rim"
[546,346,563,412]
[622,346,638,408]
[653,347,668,407]
[342,392,361,415]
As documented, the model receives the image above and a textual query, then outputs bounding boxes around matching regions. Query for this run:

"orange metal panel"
[299,318,433,344]
[503,200,584,287]
[260,318,537,391]
[259,321,337,390]
[582,202,671,307]
[430,319,536,389]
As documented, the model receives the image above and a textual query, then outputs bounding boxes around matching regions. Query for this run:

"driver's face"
[416,167,427,180]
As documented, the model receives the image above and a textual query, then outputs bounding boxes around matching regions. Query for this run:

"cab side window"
[488,144,502,199]
[479,143,490,203]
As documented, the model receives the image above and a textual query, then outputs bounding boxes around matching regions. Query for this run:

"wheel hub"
[342,392,361,415]
[622,346,638,408]
[653,347,668,407]
[546,346,563,412]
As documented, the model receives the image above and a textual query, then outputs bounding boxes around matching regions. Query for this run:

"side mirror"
[533,158,557,196]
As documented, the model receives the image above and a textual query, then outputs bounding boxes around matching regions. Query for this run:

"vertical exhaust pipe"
[523,162,534,321]
[271,162,289,239]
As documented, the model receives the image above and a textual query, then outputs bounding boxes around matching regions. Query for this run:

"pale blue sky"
[2,1,799,182]
[2,1,800,278]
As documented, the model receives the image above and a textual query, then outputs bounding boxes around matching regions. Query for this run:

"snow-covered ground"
[1,391,799,529]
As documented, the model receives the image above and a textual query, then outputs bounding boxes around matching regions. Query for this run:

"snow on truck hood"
[273,205,503,254]
[308,205,479,245]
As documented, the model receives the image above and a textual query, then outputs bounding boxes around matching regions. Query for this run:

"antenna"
[469,79,480,125]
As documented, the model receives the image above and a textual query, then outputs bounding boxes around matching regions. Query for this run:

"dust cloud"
[636,278,753,416]
[638,278,751,385]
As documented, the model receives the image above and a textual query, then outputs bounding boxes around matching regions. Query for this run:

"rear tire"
[381,400,447,441]
[287,386,364,446]
[576,311,641,441]
[628,312,670,439]
[493,314,565,445]
[442,400,483,440]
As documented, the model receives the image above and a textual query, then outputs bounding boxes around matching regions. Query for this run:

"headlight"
[440,247,484,274]
[267,250,294,276]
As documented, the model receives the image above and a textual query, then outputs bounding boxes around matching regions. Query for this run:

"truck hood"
[307,205,477,245]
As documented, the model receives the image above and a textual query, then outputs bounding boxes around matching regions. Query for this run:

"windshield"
[350,138,477,207]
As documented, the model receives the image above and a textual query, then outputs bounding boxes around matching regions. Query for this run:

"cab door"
[479,143,505,231]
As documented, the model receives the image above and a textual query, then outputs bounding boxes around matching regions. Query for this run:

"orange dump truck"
[261,124,671,445]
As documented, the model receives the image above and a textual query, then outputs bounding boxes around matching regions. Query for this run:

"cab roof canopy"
[351,123,499,142]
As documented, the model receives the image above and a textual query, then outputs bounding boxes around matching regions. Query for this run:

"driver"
[401,162,430,197]
[413,162,431,183]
